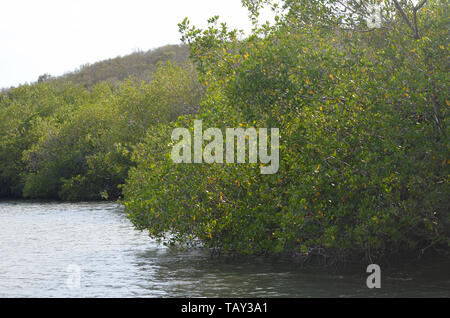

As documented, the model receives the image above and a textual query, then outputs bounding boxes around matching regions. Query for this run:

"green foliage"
[0,82,90,197]
[123,0,449,263]
[0,61,202,201]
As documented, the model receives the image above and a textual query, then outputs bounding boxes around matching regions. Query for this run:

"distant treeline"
[0,44,202,200]
[35,44,191,88]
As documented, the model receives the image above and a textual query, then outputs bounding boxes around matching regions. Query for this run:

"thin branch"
[335,0,370,18]
[415,0,428,11]
[413,0,427,39]
[413,9,419,39]
[392,0,416,37]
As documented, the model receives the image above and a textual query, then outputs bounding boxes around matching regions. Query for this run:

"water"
[0,201,449,298]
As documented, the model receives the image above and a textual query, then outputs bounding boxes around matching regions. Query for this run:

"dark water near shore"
[0,201,449,297]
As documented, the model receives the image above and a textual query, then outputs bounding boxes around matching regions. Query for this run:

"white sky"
[0,0,272,89]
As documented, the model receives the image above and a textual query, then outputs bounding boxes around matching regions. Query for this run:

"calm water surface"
[0,201,449,297]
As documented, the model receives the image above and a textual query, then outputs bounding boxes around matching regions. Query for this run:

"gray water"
[0,201,449,298]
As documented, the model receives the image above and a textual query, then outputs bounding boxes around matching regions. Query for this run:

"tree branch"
[413,9,419,39]
[392,0,417,37]
[413,0,427,39]
[415,0,428,11]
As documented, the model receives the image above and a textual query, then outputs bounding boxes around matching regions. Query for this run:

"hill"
[32,44,190,88]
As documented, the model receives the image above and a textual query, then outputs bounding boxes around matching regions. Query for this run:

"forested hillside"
[36,44,190,88]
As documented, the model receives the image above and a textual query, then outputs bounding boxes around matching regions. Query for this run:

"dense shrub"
[123,0,449,263]
[0,62,201,200]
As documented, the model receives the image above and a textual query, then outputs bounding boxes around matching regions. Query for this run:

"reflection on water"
[0,201,449,297]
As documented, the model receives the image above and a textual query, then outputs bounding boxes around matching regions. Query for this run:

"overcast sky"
[0,0,272,89]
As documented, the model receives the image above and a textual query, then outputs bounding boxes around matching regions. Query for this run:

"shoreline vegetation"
[0,0,448,266]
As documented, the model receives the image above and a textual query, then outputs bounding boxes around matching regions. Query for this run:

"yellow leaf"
[329,74,334,80]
